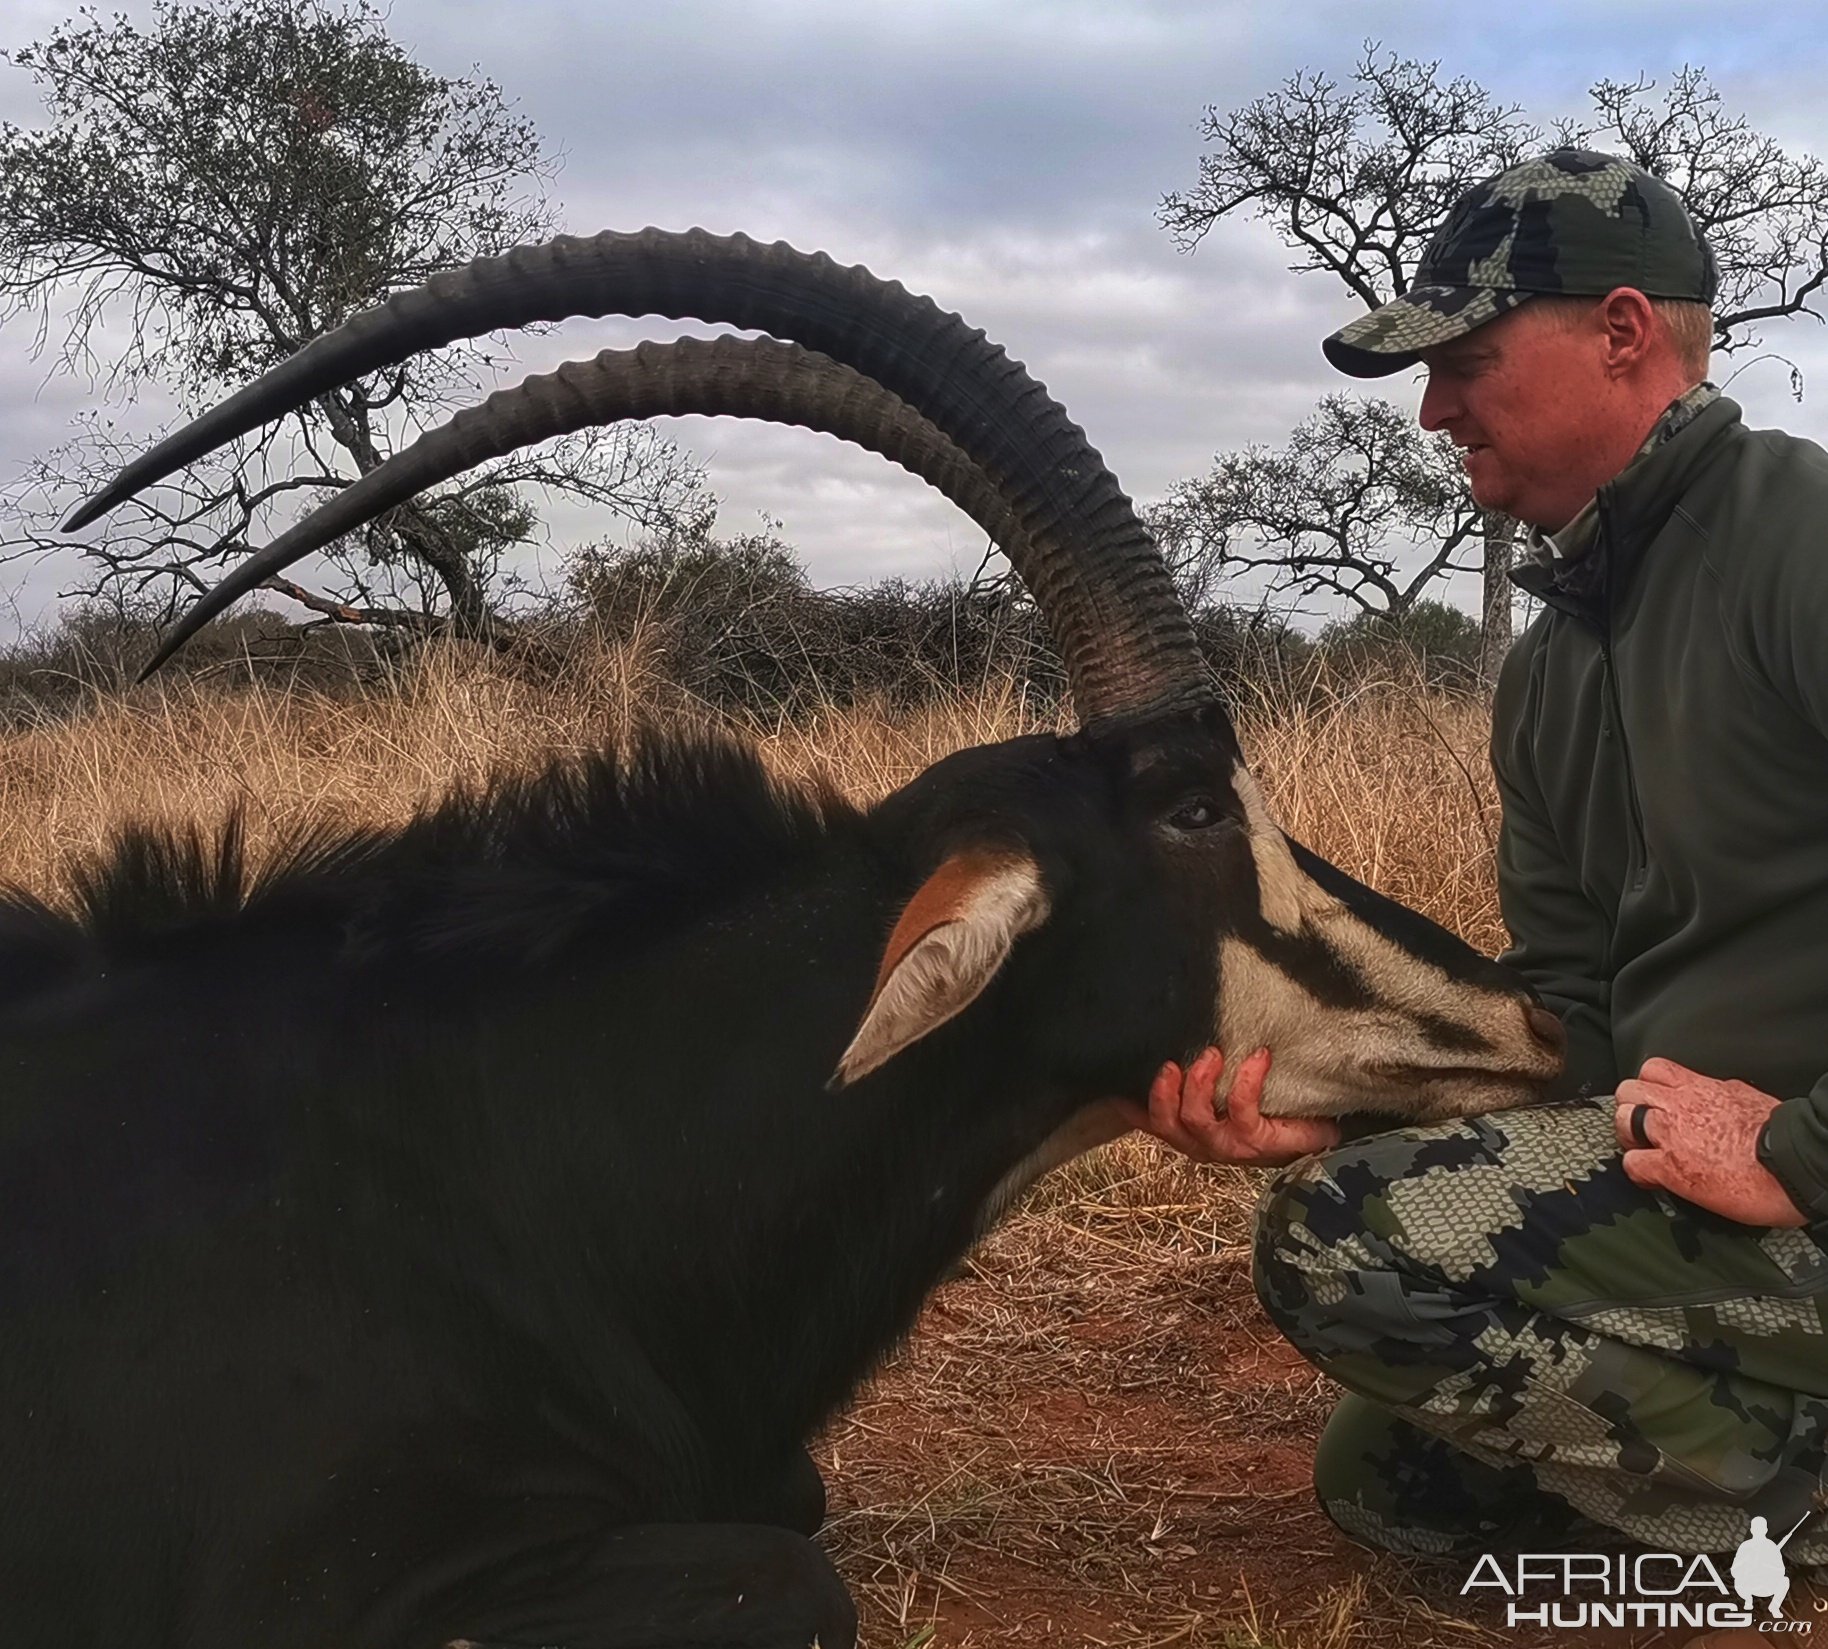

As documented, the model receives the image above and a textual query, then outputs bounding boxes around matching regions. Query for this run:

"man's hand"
[1614,1057,1807,1227]
[1118,1046,1340,1168]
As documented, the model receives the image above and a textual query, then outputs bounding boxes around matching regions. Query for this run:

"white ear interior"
[832,857,1048,1087]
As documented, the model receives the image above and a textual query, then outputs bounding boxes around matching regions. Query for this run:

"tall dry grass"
[0,634,1505,961]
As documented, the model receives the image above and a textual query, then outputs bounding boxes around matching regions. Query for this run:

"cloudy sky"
[4,0,1828,637]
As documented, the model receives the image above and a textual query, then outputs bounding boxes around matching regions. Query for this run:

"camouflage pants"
[1253,1099,1828,1562]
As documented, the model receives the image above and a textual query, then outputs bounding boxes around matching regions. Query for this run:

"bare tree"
[1147,396,1481,622]
[0,0,703,637]
[1161,48,1828,682]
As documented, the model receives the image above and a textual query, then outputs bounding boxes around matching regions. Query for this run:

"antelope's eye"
[1167,796,1223,832]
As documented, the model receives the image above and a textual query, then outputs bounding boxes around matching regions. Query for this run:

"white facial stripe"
[1323,906,1495,1030]
[1215,932,1468,1117]
[1229,762,1325,935]
[1226,757,1513,1040]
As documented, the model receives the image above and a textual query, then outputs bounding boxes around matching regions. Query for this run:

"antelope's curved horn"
[72,229,1211,730]
[138,337,1027,679]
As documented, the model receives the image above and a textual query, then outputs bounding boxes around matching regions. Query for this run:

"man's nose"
[1418,370,1454,432]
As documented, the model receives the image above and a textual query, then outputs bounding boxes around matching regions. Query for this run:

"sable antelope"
[14,229,1566,1649]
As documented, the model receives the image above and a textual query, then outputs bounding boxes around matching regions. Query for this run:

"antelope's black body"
[2,717,1284,1649]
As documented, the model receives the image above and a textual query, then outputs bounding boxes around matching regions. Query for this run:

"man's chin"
[1467,479,1531,523]
[1461,456,1510,512]
[1462,470,1556,529]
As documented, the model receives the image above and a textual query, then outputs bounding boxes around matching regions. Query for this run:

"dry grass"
[0,637,1505,942]
[0,637,1540,1648]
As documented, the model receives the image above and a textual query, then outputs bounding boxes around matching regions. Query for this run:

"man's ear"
[830,848,1050,1088]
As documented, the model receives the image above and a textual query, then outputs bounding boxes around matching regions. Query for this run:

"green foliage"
[0,0,548,397]
[0,0,701,624]
[1319,598,1483,686]
[569,517,813,630]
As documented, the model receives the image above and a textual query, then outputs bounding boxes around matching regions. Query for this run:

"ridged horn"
[70,228,1211,730]
[137,337,1029,679]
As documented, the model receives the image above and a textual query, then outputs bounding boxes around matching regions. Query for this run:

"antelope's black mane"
[0,727,859,992]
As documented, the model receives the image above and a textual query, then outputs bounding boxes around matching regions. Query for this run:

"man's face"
[1417,301,1624,532]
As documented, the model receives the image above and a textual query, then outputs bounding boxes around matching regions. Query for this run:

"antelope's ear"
[830,848,1050,1088]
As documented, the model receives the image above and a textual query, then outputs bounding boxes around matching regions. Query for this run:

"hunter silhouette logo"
[1732,1514,1808,1619]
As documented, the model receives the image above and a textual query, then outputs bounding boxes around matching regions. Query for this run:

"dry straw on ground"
[0,637,1556,1648]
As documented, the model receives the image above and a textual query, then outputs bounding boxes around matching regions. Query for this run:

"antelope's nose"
[1525,1003,1566,1056]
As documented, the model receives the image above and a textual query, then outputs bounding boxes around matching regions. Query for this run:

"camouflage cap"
[1322,149,1718,378]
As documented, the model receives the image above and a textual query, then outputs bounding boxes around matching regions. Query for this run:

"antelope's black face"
[845,706,1564,1124]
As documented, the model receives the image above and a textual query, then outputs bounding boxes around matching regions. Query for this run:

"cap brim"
[1323,286,1534,378]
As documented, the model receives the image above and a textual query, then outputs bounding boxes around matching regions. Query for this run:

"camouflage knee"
[1250,1111,1532,1399]
[1253,1102,1828,1560]
[1314,1393,1586,1558]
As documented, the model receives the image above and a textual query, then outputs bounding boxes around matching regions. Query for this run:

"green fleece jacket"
[1495,394,1828,1220]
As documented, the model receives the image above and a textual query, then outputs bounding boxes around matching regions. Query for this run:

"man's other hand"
[1119,1046,1340,1168]
[1615,1057,1807,1227]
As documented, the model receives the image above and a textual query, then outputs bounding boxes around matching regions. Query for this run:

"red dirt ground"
[814,1150,1694,1649]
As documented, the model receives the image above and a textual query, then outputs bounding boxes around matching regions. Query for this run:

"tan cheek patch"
[1318,907,1513,1044]
[1215,937,1378,1101]
[1225,766,1517,1052]
[1216,906,1547,1117]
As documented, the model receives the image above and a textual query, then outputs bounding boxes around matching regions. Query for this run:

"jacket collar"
[1510,392,1741,629]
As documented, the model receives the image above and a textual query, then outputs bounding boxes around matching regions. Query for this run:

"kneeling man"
[1142,150,1828,1570]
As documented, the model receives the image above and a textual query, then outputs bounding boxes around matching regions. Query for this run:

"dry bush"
[572,521,1320,722]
